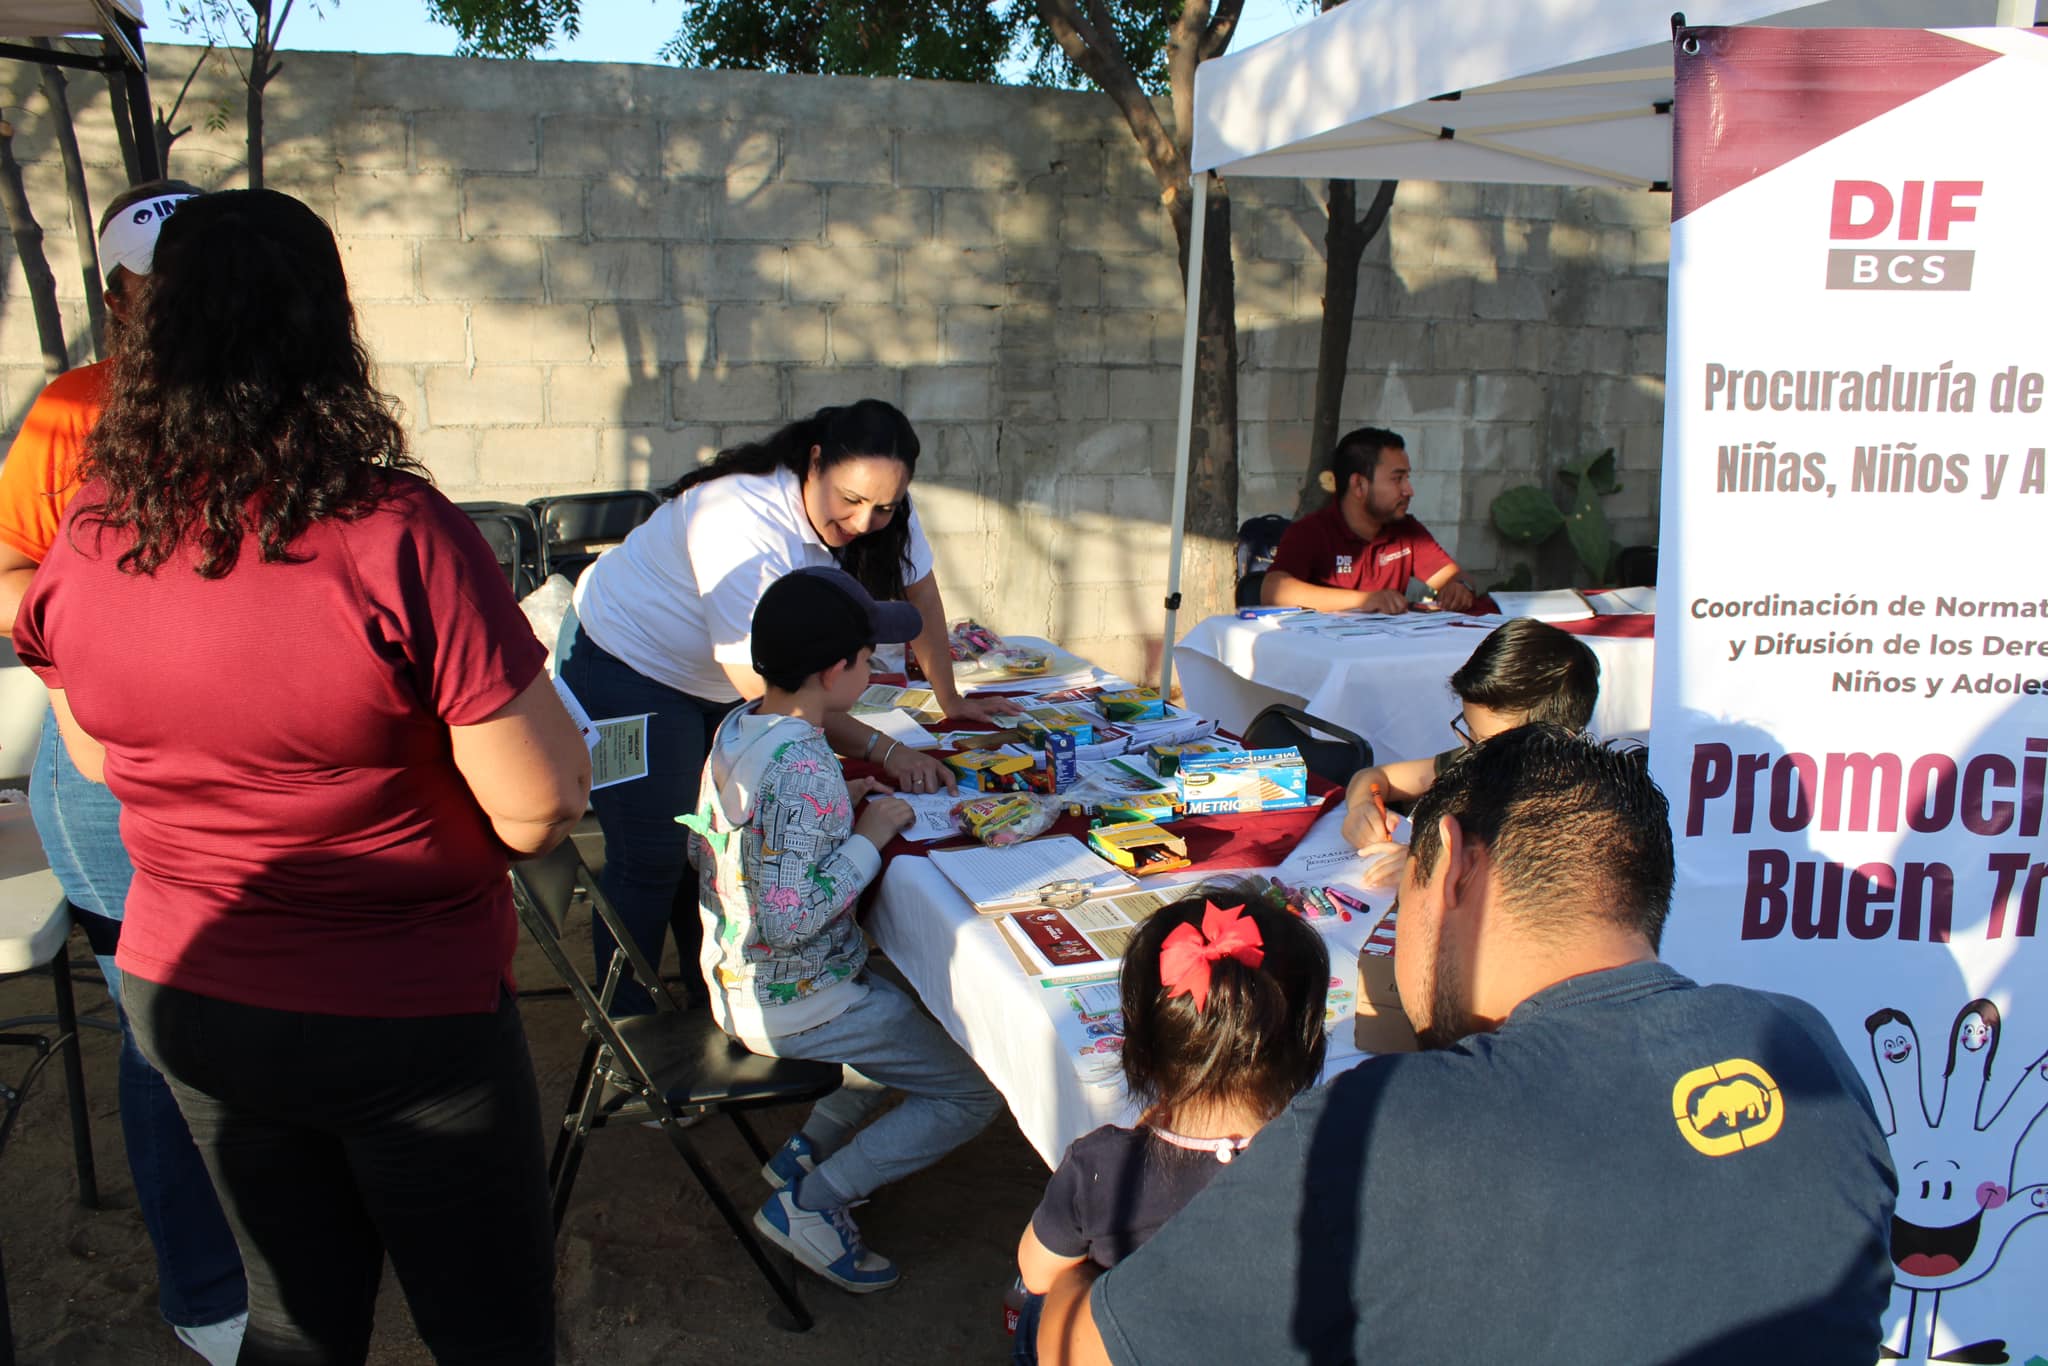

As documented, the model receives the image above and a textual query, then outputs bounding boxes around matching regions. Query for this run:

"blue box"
[1175,747,1310,814]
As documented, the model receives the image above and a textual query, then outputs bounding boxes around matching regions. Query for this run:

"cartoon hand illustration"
[1863,1001,2048,1363]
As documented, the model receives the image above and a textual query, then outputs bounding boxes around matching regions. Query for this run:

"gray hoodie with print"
[681,703,880,1041]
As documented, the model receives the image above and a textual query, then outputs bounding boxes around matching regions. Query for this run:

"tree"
[424,0,1254,630]
[430,0,1023,81]
[172,1,321,188]
[1031,0,1244,629]
[30,40,106,358]
[154,44,231,179]
[0,118,70,377]
[1298,177,1396,515]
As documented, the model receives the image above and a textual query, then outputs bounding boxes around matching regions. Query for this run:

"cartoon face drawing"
[1861,998,2048,1362]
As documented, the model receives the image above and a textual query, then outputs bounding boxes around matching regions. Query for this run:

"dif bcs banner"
[1653,26,2048,1364]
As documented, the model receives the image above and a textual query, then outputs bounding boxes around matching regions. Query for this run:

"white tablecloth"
[1173,614,1654,766]
[867,808,1379,1167]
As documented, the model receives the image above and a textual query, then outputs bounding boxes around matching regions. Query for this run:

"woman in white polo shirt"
[561,398,1003,1013]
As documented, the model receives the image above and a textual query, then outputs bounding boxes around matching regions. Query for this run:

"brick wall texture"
[0,47,1668,682]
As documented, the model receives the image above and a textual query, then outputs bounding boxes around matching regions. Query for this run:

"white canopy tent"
[0,0,143,62]
[1156,0,2034,694]
[0,0,159,181]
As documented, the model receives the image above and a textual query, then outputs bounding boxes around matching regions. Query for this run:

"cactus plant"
[1489,447,1622,585]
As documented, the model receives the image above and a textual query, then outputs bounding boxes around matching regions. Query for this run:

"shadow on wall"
[0,46,1671,679]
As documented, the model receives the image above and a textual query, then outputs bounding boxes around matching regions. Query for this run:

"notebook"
[927,835,1138,915]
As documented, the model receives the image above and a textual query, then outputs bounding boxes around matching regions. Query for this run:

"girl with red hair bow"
[1009,892,1330,1363]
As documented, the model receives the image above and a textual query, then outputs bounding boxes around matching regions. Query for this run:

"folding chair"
[1242,703,1375,789]
[526,491,659,584]
[509,840,842,1330]
[456,501,542,598]
[1234,513,1290,607]
[1612,544,1658,588]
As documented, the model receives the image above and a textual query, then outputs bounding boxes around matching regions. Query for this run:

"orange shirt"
[0,360,110,563]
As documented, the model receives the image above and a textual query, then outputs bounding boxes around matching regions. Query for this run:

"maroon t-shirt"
[1267,502,1452,595]
[14,471,545,1018]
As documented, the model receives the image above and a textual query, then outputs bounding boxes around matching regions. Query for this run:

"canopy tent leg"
[115,18,158,183]
[1157,171,1209,699]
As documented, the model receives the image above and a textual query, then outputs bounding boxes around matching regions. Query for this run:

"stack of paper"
[1488,589,1594,623]
[1584,586,1655,616]
[928,835,1137,914]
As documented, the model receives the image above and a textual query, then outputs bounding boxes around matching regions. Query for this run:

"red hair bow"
[1158,902,1266,1012]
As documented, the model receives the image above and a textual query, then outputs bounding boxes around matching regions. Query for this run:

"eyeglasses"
[1449,712,1476,748]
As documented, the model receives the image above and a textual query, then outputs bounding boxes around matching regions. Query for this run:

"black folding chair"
[457,501,542,598]
[509,840,841,1330]
[526,491,659,584]
[1612,544,1658,588]
[1235,513,1290,607]
[1242,703,1375,789]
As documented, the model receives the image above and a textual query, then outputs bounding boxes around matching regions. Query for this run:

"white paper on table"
[851,684,942,721]
[550,675,600,751]
[1275,807,1411,898]
[589,714,651,790]
[1488,589,1594,622]
[893,791,964,842]
[1584,585,1655,615]
[928,835,1136,912]
[865,707,940,750]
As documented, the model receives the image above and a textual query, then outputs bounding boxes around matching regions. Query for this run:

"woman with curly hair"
[13,188,590,1366]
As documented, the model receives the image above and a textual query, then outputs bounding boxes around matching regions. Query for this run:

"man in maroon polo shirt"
[1262,427,1477,613]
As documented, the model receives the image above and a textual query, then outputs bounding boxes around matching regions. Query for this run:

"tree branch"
[1199,0,1245,63]
[1033,0,1183,192]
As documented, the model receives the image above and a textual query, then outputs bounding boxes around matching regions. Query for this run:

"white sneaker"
[753,1189,899,1293]
[175,1311,248,1366]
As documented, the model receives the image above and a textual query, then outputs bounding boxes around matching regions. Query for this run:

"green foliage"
[422,0,1188,89]
[1489,448,1622,584]
[425,0,580,58]
[664,1,1022,81]
[1017,1,1180,92]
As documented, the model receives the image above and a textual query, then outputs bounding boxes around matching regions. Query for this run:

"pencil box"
[945,749,1035,792]
[1096,687,1167,723]
[1085,820,1191,876]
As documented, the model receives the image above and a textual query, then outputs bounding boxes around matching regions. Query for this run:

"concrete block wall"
[0,46,1667,682]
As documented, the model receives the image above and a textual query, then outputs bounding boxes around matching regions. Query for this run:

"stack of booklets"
[927,836,1137,915]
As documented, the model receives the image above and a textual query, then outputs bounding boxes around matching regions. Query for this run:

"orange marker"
[1368,780,1391,836]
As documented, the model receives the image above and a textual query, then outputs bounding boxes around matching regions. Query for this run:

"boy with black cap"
[683,566,1004,1294]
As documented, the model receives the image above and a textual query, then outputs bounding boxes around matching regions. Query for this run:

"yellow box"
[1085,820,1190,876]
[945,749,1035,792]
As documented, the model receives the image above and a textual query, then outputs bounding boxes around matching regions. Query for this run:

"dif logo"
[1825,180,1979,291]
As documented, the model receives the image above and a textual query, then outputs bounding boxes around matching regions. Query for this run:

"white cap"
[97,192,197,281]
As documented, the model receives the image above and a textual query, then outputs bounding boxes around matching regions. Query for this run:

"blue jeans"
[29,710,247,1329]
[555,622,736,1015]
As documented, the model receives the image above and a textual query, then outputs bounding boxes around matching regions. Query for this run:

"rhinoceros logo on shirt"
[1672,1058,1784,1156]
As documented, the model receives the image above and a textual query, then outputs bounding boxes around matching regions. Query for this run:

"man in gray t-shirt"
[1038,728,1897,1366]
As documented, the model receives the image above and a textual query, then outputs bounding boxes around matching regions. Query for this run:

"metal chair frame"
[1242,703,1376,789]
[525,491,659,583]
[509,842,840,1331]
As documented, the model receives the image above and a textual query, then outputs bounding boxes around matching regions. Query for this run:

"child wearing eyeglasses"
[1009,893,1330,1363]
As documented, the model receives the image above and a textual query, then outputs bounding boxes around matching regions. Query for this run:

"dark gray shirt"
[1091,963,1897,1365]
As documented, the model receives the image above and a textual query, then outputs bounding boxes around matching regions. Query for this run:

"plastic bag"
[953,792,1061,847]
[517,573,576,674]
[948,619,1004,661]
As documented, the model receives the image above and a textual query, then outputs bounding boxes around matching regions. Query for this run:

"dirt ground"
[1,909,1052,1365]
